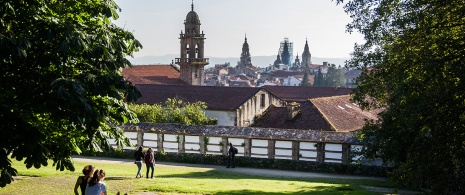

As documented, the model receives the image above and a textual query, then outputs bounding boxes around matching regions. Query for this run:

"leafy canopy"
[337,0,465,193]
[0,0,142,187]
[128,98,217,125]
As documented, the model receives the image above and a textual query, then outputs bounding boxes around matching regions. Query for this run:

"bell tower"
[175,1,209,86]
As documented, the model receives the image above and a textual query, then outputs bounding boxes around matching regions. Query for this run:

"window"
[260,94,265,107]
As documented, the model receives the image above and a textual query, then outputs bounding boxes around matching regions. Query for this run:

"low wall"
[116,123,361,164]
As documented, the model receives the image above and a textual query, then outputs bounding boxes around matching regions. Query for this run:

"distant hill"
[128,54,350,68]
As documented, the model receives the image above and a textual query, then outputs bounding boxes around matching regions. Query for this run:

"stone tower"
[175,2,209,86]
[293,52,301,67]
[238,34,252,69]
[281,41,291,66]
[301,38,312,67]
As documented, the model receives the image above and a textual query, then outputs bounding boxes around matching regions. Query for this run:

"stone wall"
[119,123,360,163]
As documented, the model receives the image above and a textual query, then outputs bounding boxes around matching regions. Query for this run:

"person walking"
[144,147,155,179]
[73,164,94,195]
[227,143,237,168]
[85,169,107,195]
[134,146,144,178]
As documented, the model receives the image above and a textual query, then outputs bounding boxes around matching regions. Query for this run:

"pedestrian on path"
[134,146,144,178]
[227,143,237,168]
[144,147,155,179]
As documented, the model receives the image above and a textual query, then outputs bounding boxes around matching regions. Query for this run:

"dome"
[185,10,200,25]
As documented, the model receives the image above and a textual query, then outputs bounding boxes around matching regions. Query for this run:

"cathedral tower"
[175,2,209,86]
[238,34,252,69]
[301,38,312,67]
[281,41,291,66]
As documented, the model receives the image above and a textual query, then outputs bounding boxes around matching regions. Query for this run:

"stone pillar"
[316,142,325,163]
[267,140,275,159]
[178,134,185,153]
[157,134,163,152]
[292,141,299,160]
[137,131,144,147]
[199,136,206,154]
[244,138,251,157]
[222,137,228,155]
[342,144,350,164]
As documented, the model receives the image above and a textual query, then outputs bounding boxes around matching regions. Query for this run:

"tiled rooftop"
[263,86,352,102]
[252,101,332,131]
[122,65,186,85]
[311,95,380,132]
[134,84,264,110]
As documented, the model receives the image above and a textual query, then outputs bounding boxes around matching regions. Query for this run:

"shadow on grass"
[105,176,130,181]
[158,185,358,195]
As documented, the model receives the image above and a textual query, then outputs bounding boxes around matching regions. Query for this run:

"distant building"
[278,38,293,66]
[237,35,253,70]
[175,2,209,86]
[301,38,312,67]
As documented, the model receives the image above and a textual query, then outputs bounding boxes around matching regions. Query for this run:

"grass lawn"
[0,157,397,195]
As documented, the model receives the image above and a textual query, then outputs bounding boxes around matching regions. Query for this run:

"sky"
[112,0,364,59]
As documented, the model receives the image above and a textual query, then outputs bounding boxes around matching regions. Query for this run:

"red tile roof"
[311,95,380,132]
[263,86,352,102]
[134,84,264,110]
[122,65,186,85]
[252,101,332,131]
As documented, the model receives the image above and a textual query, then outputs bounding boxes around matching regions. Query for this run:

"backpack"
[233,147,238,154]
[144,152,151,164]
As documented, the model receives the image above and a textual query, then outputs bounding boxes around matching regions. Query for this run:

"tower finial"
[191,0,194,11]
[245,33,247,42]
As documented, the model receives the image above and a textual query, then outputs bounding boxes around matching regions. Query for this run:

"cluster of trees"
[0,0,142,187]
[313,64,345,87]
[128,98,217,125]
[337,0,465,193]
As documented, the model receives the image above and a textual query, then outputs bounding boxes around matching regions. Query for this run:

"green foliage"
[313,65,345,87]
[337,0,465,193]
[0,0,142,187]
[325,64,345,87]
[128,98,217,125]
[300,71,311,86]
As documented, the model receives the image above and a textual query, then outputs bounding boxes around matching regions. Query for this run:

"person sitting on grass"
[74,164,94,195]
[85,169,107,195]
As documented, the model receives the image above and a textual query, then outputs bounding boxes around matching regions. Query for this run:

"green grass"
[0,157,397,195]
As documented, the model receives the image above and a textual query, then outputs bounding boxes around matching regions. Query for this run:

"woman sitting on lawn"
[74,164,94,195]
[85,169,107,195]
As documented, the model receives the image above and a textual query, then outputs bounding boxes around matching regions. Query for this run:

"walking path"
[72,156,418,194]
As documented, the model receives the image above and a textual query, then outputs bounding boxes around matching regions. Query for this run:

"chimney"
[286,102,301,120]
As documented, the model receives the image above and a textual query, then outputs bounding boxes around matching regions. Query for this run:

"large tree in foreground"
[0,0,142,187]
[337,0,465,193]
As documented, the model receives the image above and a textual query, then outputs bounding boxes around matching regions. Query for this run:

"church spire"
[191,0,194,11]
[302,38,312,67]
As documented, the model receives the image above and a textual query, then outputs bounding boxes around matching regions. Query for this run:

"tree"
[0,0,142,187]
[300,71,310,86]
[337,0,465,193]
[128,98,217,125]
[314,67,324,87]
[325,64,345,87]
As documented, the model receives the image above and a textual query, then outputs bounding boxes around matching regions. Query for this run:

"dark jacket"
[135,150,144,161]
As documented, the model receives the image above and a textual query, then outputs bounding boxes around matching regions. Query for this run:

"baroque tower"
[301,38,312,67]
[175,2,209,86]
[281,41,291,66]
[238,34,252,69]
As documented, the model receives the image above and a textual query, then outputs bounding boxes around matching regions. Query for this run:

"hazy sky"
[113,0,364,58]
